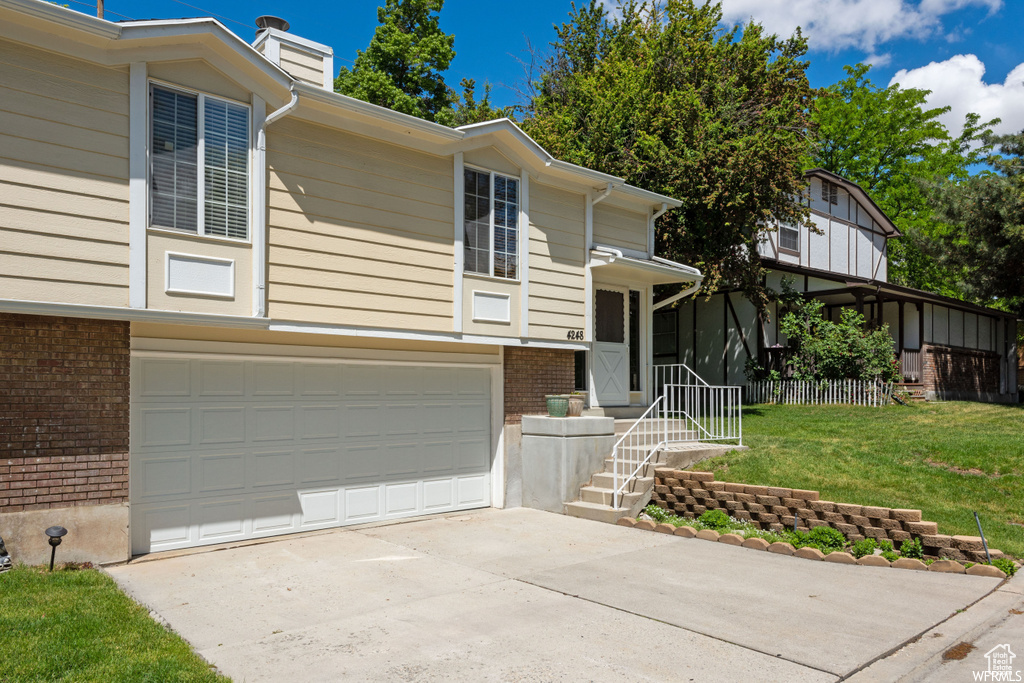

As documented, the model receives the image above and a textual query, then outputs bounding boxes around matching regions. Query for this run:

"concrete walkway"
[107,508,1012,682]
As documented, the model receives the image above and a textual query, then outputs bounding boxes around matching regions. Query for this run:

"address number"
[566,330,585,341]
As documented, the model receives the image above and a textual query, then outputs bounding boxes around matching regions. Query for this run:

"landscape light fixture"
[45,526,67,572]
[0,535,11,573]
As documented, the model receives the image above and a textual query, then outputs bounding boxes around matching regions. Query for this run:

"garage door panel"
[132,355,492,555]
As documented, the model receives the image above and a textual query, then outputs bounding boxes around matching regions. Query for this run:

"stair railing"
[663,383,743,444]
[612,396,666,508]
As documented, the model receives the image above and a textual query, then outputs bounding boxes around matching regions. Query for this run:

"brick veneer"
[0,314,130,513]
[650,469,1006,563]
[503,347,574,425]
[922,343,1001,396]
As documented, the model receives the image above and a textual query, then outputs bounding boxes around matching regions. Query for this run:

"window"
[821,179,838,205]
[150,84,250,240]
[464,167,518,279]
[779,224,800,253]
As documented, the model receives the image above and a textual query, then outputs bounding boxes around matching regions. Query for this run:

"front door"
[593,286,629,405]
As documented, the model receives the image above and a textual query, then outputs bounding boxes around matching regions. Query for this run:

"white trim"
[251,94,267,317]
[1,0,121,38]
[129,61,148,310]
[471,291,511,323]
[519,169,530,337]
[252,26,333,57]
[0,299,268,328]
[490,345,505,509]
[453,151,465,333]
[270,321,588,350]
[584,192,594,343]
[462,164,521,282]
[322,53,334,90]
[164,251,235,299]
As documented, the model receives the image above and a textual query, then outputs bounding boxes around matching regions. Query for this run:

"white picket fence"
[746,379,895,406]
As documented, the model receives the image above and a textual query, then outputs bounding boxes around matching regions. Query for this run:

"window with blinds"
[779,224,800,253]
[150,84,250,240]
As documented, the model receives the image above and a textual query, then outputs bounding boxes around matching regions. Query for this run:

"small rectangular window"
[150,84,250,240]
[821,180,838,205]
[464,167,518,279]
[779,224,800,253]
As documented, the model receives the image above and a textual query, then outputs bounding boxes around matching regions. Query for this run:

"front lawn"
[701,401,1024,558]
[0,566,227,682]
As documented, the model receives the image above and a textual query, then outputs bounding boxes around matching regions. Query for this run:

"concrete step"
[613,419,700,438]
[579,486,647,507]
[592,471,653,490]
[603,458,665,477]
[564,500,631,524]
[584,406,647,419]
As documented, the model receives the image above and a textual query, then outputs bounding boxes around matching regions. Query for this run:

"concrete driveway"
[107,508,1006,682]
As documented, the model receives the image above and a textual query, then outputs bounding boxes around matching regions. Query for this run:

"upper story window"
[821,179,838,205]
[464,167,519,279]
[779,224,800,253]
[150,84,250,240]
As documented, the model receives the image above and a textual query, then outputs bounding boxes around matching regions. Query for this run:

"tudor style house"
[0,0,702,563]
[655,169,1019,403]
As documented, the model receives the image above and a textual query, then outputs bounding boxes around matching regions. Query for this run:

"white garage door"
[130,353,492,555]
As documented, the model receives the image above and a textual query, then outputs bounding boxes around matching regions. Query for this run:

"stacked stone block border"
[649,469,1010,566]
[616,516,1012,578]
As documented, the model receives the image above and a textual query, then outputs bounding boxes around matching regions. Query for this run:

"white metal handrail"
[653,363,709,392]
[612,397,666,508]
[663,383,743,445]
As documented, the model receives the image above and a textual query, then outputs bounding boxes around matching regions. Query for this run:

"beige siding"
[0,39,129,307]
[148,60,251,103]
[528,182,585,339]
[462,274,520,337]
[146,232,252,316]
[267,118,455,331]
[592,201,648,254]
[280,44,324,87]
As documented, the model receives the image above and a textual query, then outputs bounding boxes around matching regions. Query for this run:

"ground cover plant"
[699,401,1024,559]
[0,565,227,682]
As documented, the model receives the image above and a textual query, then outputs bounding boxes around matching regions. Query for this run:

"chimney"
[253,16,334,90]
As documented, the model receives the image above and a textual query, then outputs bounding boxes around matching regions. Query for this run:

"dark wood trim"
[778,246,800,257]
[725,293,753,359]
[722,293,729,385]
[898,300,905,353]
[810,208,892,238]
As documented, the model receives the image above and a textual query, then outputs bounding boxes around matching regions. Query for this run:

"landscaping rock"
[724,482,746,493]
[939,547,967,561]
[791,489,820,502]
[847,534,865,543]
[921,534,953,548]
[767,542,795,555]
[663,477,681,488]
[756,513,780,524]
[654,468,674,479]
[742,537,770,551]
[654,485,670,495]
[724,501,742,511]
[862,506,890,519]
[877,519,903,531]
[824,552,857,565]
[808,519,831,529]
[616,517,637,528]
[780,516,797,527]
[691,488,709,499]
[705,481,726,492]
[836,503,863,516]
[755,495,782,507]
[767,487,793,498]
[733,510,753,521]
[718,533,744,546]
[654,523,676,535]
[794,547,825,561]
[809,500,835,513]
[966,564,1006,579]
[713,491,735,502]
[695,529,720,542]
[847,514,871,527]
[634,520,657,531]
[796,508,817,520]
[835,523,858,536]
[742,485,768,496]
[952,536,985,552]
[823,512,846,524]
[863,527,888,540]
[928,560,966,574]
[857,555,891,567]
[907,521,939,535]
[703,499,719,509]
[891,509,922,523]
[734,493,755,504]
[673,526,697,538]
[691,505,706,516]
[772,506,791,517]
[892,558,928,571]
[689,472,715,482]
[768,523,785,532]
[889,530,911,542]
[782,497,803,508]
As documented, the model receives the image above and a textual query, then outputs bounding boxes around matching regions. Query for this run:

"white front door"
[592,286,629,405]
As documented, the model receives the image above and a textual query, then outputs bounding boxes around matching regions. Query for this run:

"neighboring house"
[655,169,1019,402]
[0,1,701,561]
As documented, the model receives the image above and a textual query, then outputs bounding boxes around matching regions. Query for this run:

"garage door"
[130,353,492,555]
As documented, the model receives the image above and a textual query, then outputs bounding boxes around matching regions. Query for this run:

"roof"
[590,246,702,286]
[803,168,901,238]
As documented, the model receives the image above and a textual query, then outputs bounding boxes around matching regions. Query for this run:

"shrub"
[697,509,732,531]
[900,537,924,559]
[992,557,1018,577]
[804,526,848,552]
[881,549,899,562]
[850,538,878,559]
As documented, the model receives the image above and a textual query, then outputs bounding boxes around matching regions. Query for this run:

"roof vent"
[255,15,290,32]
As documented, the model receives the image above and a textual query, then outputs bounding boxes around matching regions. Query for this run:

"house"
[655,169,1019,402]
[0,0,702,563]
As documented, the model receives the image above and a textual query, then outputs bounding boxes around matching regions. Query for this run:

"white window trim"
[147,78,253,244]
[164,251,236,299]
[779,224,800,254]
[463,163,521,282]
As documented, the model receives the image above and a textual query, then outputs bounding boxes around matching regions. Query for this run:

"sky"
[88,0,1024,138]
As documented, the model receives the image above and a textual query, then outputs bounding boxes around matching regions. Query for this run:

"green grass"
[0,566,228,682]
[700,401,1024,558]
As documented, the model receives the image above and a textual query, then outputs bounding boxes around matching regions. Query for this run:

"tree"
[520,1,815,307]
[807,63,994,296]
[435,78,512,127]
[929,131,1024,315]
[335,0,456,122]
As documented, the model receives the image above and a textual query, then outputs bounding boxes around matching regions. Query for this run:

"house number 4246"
[566,330,585,341]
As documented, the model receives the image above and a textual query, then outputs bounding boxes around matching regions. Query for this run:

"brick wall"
[503,347,574,424]
[923,344,1001,396]
[0,314,130,513]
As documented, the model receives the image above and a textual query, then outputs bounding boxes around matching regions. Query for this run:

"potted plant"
[545,394,569,417]
[566,391,585,417]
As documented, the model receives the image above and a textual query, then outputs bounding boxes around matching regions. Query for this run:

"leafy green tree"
[521,0,815,307]
[929,131,1024,315]
[776,281,900,382]
[435,78,512,127]
[335,0,456,122]
[807,63,994,295]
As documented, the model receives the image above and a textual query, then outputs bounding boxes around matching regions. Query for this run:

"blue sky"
[93,0,1023,136]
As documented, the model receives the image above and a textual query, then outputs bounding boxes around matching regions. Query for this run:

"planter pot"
[545,395,569,418]
[566,395,584,417]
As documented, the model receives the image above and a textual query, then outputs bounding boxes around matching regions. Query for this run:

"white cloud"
[890,55,1024,135]
[715,0,1001,53]
[864,53,892,68]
